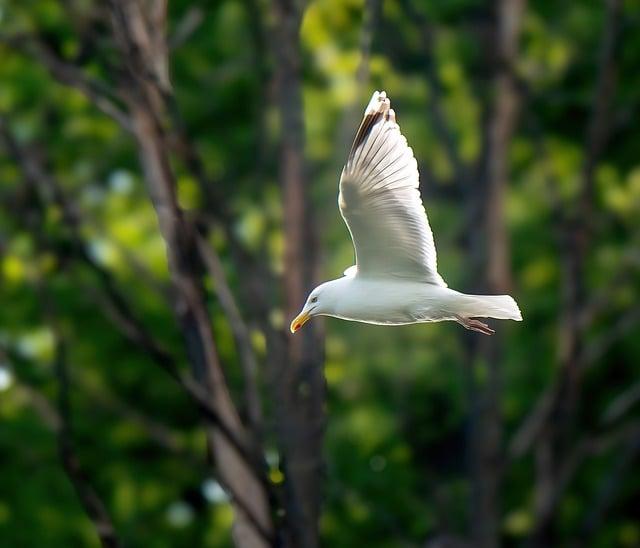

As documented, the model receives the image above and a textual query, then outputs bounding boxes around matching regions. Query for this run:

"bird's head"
[290,280,340,333]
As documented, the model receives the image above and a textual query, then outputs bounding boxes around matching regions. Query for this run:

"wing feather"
[339,91,446,286]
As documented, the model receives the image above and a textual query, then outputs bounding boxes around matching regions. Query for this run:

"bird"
[290,91,522,336]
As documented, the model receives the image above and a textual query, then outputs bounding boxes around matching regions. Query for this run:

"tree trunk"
[529,0,621,543]
[271,1,326,547]
[107,1,274,546]
[469,2,526,547]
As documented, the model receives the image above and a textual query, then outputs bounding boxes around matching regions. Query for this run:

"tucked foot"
[455,315,495,336]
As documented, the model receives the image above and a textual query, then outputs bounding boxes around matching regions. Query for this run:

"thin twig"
[0,116,269,491]
[5,137,123,548]
[106,2,276,544]
[510,0,623,468]
[401,0,468,188]
[197,235,264,438]
[0,33,133,132]
[53,337,122,548]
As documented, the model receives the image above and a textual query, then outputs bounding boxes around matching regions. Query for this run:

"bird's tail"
[455,294,522,321]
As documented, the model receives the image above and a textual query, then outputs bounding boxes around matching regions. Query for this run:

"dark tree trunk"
[271,1,326,547]
[469,2,526,547]
[529,1,621,544]
[107,2,275,546]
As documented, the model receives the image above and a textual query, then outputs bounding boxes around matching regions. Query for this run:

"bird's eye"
[311,296,318,303]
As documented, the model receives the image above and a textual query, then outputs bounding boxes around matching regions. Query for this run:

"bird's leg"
[455,315,495,336]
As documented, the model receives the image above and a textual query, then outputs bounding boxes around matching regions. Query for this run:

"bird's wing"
[339,91,447,286]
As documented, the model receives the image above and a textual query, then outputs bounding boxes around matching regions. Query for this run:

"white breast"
[332,278,454,325]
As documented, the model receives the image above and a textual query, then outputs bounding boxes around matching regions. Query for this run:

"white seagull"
[290,91,522,336]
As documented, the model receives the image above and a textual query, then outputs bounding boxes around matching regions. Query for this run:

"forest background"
[1,0,639,547]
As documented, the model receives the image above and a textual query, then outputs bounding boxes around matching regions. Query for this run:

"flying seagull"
[290,91,522,336]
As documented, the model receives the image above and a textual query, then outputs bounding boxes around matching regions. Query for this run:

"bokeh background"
[1,0,639,547]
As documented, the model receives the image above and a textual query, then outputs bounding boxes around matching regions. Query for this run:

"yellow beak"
[290,310,311,333]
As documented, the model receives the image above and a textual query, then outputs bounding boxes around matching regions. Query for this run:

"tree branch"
[267,1,327,546]
[21,201,123,548]
[520,2,623,540]
[465,2,526,547]
[337,0,382,155]
[401,0,468,189]
[0,33,133,132]
[0,115,272,505]
[53,337,122,548]
[105,2,276,545]
[196,234,264,439]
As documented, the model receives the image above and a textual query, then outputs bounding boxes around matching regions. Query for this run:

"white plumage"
[291,91,522,336]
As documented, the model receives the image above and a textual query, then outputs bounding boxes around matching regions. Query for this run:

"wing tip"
[350,91,393,157]
[364,90,391,116]
[387,108,396,123]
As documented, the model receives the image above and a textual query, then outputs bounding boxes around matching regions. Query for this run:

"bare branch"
[512,0,623,458]
[464,3,527,548]
[578,247,640,330]
[169,7,205,50]
[579,305,640,367]
[401,0,468,188]
[4,16,278,341]
[508,382,559,459]
[76,372,200,463]
[524,420,640,548]
[105,1,276,544]
[197,235,264,437]
[26,245,122,548]
[482,0,526,293]
[552,0,622,414]
[578,427,640,538]
[0,116,270,498]
[357,0,382,86]
[602,381,640,425]
[53,337,122,548]
[0,33,133,132]
[579,0,622,225]
[337,0,382,155]
[0,354,62,432]
[269,0,327,546]
[510,304,640,462]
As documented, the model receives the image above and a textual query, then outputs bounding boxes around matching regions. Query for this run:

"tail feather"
[458,294,522,321]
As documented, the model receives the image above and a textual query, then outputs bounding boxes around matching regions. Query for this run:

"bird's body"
[309,275,520,328]
[319,276,446,325]
[290,91,522,335]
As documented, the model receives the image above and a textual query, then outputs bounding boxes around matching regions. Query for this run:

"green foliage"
[1,0,639,546]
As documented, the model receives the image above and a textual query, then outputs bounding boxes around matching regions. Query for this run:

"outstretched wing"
[338,91,446,286]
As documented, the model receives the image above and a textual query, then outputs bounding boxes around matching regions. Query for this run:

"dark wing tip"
[348,91,391,158]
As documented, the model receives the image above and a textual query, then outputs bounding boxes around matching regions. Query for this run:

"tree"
[1,0,639,546]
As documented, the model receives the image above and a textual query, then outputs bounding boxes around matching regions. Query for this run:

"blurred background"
[1,0,639,547]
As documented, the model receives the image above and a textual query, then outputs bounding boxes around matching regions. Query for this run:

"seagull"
[290,91,522,336]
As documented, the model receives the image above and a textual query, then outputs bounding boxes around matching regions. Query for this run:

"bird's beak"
[290,309,312,334]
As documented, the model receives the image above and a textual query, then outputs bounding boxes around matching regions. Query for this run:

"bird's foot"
[455,316,495,336]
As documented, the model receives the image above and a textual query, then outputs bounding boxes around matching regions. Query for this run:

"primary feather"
[339,91,446,286]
